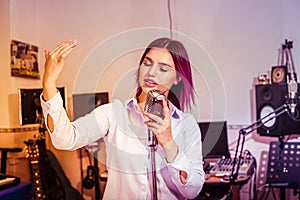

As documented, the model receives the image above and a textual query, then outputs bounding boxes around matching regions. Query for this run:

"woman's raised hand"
[42,40,78,100]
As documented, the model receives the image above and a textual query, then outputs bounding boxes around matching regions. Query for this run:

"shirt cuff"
[40,91,63,133]
[41,91,63,111]
[165,147,192,181]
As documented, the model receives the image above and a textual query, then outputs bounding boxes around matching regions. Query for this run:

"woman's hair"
[136,37,195,111]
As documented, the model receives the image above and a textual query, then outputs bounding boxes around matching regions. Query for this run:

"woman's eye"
[143,62,152,67]
[159,64,172,72]
[159,67,168,72]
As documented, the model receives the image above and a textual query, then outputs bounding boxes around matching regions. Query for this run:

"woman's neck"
[137,92,147,113]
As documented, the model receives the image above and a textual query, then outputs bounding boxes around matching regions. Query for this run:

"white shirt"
[41,92,205,200]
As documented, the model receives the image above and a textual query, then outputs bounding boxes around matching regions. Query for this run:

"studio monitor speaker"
[255,83,300,136]
[271,66,287,84]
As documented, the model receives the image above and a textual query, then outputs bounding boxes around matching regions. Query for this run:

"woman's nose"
[147,64,158,76]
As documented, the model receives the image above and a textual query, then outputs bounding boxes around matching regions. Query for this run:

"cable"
[257,186,266,200]
[167,0,173,39]
[251,166,257,200]
[265,186,271,200]
[271,187,277,200]
[287,107,300,122]
[248,174,253,200]
[255,184,269,200]
[79,148,84,194]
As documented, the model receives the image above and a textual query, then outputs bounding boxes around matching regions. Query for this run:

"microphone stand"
[93,149,101,200]
[144,90,164,200]
[229,103,289,186]
[85,143,101,200]
[283,40,298,115]
[148,130,158,200]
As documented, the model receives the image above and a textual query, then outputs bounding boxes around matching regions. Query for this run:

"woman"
[30,53,39,72]
[41,38,205,199]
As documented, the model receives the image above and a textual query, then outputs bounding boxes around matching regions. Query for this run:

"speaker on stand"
[255,83,300,137]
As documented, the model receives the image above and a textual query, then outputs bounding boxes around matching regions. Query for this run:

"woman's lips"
[144,78,157,88]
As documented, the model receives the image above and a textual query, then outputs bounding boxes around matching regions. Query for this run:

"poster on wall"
[10,40,40,79]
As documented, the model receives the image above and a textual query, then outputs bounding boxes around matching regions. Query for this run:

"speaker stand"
[92,150,101,200]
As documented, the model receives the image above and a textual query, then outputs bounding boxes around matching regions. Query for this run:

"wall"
[35,0,300,125]
[1,0,300,199]
[3,1,300,126]
[0,0,12,127]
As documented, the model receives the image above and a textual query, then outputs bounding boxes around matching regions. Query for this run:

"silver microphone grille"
[144,90,165,119]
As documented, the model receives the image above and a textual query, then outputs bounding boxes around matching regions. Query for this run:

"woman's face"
[138,48,181,97]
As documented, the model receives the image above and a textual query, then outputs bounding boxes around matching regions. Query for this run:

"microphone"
[287,75,298,116]
[144,90,165,146]
[282,39,298,117]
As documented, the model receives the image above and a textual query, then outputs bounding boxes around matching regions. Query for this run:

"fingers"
[60,46,74,59]
[162,99,170,118]
[52,39,77,55]
[59,40,78,58]
[144,112,161,123]
[43,40,78,87]
[144,99,169,122]
[144,100,170,131]
[44,50,49,57]
[144,113,161,133]
[45,39,78,61]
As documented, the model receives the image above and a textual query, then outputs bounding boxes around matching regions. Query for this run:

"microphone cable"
[167,0,173,39]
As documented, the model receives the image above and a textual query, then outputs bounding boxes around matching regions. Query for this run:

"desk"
[0,182,34,200]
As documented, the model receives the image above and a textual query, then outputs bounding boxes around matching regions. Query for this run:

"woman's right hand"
[43,40,78,100]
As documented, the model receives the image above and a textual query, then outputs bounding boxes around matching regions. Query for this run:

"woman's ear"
[174,76,182,85]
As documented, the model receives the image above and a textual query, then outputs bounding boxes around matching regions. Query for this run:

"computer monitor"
[19,87,66,125]
[72,92,109,120]
[198,121,230,159]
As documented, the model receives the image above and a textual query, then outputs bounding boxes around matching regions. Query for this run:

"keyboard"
[0,174,20,190]
[207,157,255,177]
[203,161,214,173]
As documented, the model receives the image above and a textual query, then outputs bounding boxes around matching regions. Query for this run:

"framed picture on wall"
[10,40,40,79]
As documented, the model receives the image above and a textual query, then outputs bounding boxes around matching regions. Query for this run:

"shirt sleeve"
[163,114,205,199]
[40,92,108,150]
